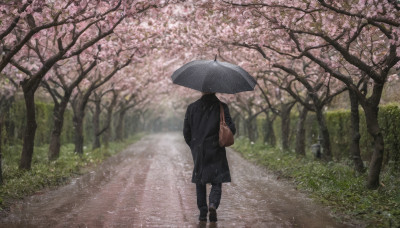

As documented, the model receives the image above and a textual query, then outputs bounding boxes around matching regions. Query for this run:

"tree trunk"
[48,100,68,161]
[232,114,240,136]
[103,107,114,147]
[92,98,101,150]
[0,116,3,185]
[73,112,84,154]
[315,107,332,161]
[103,124,111,147]
[141,116,146,132]
[349,90,365,173]
[263,112,276,146]
[103,93,117,147]
[0,97,14,182]
[19,89,37,170]
[115,110,126,141]
[295,105,308,156]
[71,91,93,154]
[281,103,293,151]
[363,104,384,189]
[246,119,257,142]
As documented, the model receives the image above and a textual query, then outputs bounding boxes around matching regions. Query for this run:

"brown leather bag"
[219,102,234,147]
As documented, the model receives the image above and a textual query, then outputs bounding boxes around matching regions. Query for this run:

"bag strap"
[219,102,225,123]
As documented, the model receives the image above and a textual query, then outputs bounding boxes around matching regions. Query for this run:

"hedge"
[254,104,400,171]
[2,100,140,148]
[4,100,74,146]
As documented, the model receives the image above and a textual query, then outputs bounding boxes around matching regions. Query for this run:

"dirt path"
[0,133,355,227]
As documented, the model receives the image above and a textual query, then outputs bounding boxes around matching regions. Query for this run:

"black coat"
[183,94,236,184]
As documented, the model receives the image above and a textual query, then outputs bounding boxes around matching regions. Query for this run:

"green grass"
[0,133,145,208]
[232,136,400,228]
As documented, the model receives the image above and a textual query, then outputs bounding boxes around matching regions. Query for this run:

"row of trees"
[159,0,399,190]
[234,0,398,189]
[1,0,399,191]
[0,0,176,185]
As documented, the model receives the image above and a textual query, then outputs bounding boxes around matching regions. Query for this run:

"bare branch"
[10,59,32,77]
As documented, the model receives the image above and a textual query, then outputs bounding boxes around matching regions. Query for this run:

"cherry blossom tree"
[112,53,177,139]
[272,60,347,160]
[213,0,399,189]
[5,0,127,169]
[96,89,119,148]
[42,52,99,160]
[257,70,305,151]
[89,88,116,149]
[1,0,169,169]
[70,52,134,154]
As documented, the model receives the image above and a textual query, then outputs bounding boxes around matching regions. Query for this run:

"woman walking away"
[183,92,236,223]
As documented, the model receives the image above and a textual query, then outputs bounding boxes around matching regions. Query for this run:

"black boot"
[209,204,217,222]
[199,207,208,221]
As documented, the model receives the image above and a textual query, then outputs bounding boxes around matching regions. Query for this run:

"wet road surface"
[0,133,355,227]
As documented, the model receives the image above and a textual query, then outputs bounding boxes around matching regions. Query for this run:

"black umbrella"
[171,56,257,94]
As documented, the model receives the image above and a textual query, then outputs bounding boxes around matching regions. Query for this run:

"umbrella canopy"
[171,58,257,94]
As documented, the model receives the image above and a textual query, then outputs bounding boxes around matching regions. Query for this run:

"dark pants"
[196,183,222,213]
